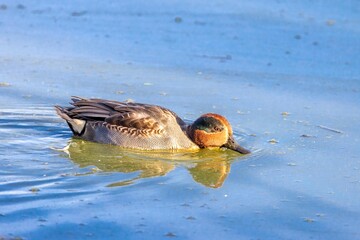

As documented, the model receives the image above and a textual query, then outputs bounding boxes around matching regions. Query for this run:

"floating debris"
[317,125,344,134]
[281,112,290,116]
[71,11,87,17]
[0,82,10,87]
[326,19,336,26]
[303,218,315,223]
[268,139,279,144]
[287,163,297,166]
[186,216,196,220]
[174,17,182,23]
[165,232,177,237]
[115,90,125,95]
[236,110,246,115]
[143,82,153,86]
[29,187,40,193]
[300,134,315,138]
[197,54,232,61]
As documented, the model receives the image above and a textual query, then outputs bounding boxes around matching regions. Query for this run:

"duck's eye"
[213,126,223,132]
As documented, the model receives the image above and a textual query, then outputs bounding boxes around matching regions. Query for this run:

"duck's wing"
[56,96,185,134]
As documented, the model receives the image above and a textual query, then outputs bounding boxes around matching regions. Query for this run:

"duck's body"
[55,97,250,154]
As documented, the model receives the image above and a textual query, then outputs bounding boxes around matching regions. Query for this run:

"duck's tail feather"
[55,105,86,135]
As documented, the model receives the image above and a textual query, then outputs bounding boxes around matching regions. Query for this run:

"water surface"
[1,0,360,239]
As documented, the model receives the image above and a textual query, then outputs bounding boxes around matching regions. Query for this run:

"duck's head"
[188,113,250,154]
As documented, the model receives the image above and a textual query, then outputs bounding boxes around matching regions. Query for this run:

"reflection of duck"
[189,159,231,188]
[61,139,242,188]
[55,97,250,154]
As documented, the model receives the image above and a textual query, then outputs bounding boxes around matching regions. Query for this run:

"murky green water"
[1,0,360,239]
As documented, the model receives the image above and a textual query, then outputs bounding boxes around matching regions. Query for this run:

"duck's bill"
[223,136,250,154]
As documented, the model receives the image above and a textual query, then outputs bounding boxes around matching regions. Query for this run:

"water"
[1,1,360,239]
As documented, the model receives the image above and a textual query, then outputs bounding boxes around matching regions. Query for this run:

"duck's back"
[55,97,198,150]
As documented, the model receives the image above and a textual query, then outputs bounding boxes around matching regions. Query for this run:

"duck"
[55,96,250,154]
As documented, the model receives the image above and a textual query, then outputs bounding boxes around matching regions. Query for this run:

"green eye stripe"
[193,117,224,133]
